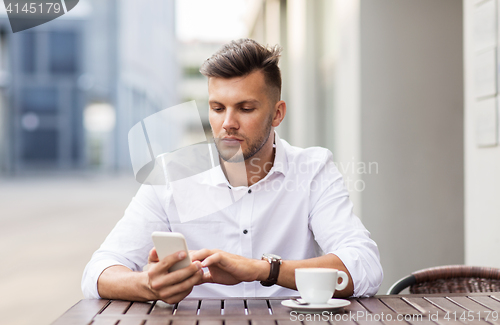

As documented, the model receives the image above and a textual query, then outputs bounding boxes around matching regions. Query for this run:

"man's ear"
[272,100,286,127]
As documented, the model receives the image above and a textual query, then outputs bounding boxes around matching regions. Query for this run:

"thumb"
[148,247,159,263]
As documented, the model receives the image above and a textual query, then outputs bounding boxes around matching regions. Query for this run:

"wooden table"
[51,292,500,325]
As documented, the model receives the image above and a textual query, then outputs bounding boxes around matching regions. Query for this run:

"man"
[82,39,383,304]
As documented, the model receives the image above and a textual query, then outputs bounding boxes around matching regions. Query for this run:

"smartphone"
[151,232,191,272]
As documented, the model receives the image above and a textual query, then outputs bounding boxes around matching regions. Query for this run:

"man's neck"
[244,144,275,187]
[220,133,276,187]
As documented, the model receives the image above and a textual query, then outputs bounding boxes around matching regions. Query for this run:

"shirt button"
[248,189,252,194]
[243,229,248,234]
[228,185,232,189]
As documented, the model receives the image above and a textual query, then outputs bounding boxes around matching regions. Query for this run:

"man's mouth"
[220,136,243,145]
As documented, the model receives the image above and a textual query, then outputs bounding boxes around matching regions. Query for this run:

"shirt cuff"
[81,259,128,299]
[331,248,380,297]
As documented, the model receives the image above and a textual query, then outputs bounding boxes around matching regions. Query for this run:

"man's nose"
[222,109,239,131]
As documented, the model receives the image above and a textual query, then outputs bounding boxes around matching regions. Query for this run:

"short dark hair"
[200,38,282,101]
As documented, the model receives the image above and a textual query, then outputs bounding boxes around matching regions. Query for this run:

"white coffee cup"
[295,268,349,304]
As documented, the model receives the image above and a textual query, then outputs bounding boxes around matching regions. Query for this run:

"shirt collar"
[271,131,288,176]
[209,155,228,187]
[209,131,288,187]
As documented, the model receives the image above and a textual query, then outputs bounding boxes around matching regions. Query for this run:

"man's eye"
[212,107,224,111]
[241,107,255,112]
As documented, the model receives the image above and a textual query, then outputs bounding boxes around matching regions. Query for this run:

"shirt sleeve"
[308,151,383,297]
[81,184,171,299]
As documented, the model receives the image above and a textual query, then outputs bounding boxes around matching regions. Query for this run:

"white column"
[286,0,308,148]
[265,0,281,45]
[464,0,500,266]
[332,0,362,217]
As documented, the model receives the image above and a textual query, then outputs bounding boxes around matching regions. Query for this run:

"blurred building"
[112,0,178,171]
[247,0,465,293]
[0,12,87,172]
[0,0,179,174]
[178,40,224,140]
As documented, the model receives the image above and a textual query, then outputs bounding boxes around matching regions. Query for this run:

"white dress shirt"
[82,132,383,299]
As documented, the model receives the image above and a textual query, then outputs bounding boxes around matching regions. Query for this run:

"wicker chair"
[387,265,500,295]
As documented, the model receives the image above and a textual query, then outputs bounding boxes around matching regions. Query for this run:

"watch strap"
[260,256,281,286]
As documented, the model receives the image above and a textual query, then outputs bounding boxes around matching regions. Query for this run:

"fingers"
[154,267,204,304]
[148,250,195,294]
[149,255,198,284]
[190,248,214,262]
[150,261,201,289]
[162,288,194,305]
[201,270,214,283]
[201,252,224,268]
[148,248,159,264]
[195,271,206,285]
[146,249,209,303]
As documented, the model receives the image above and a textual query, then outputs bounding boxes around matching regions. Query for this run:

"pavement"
[0,172,141,325]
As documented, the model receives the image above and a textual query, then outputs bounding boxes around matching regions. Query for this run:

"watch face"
[263,253,281,260]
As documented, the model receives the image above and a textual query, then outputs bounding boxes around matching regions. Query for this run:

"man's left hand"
[190,249,268,285]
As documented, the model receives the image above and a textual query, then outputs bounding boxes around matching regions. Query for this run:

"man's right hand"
[145,248,204,304]
[96,249,203,304]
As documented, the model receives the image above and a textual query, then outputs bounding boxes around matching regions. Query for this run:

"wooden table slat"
[89,319,120,325]
[447,296,495,312]
[225,321,250,325]
[246,299,270,315]
[470,295,500,311]
[405,319,436,325]
[380,297,422,314]
[269,299,291,316]
[251,320,277,325]
[100,300,132,315]
[412,297,477,325]
[150,301,175,316]
[344,299,369,313]
[342,300,384,325]
[198,320,224,325]
[291,311,343,325]
[114,319,146,325]
[357,297,398,315]
[199,299,222,316]
[144,320,171,325]
[171,320,197,325]
[405,297,445,314]
[351,298,414,325]
[50,299,110,325]
[50,293,500,325]
[403,296,469,325]
[432,316,488,325]
[433,297,493,325]
[276,321,298,325]
[325,311,358,325]
[224,299,246,315]
[485,319,500,325]
[425,297,468,313]
[126,301,155,314]
[175,299,200,316]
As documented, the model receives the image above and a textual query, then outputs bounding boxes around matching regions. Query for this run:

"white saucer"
[281,298,351,312]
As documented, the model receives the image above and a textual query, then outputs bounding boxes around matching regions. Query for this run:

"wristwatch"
[260,253,282,286]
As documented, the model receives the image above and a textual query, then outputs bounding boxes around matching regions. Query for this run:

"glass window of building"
[49,31,78,74]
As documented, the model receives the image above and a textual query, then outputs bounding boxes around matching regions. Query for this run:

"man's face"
[208,70,275,162]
